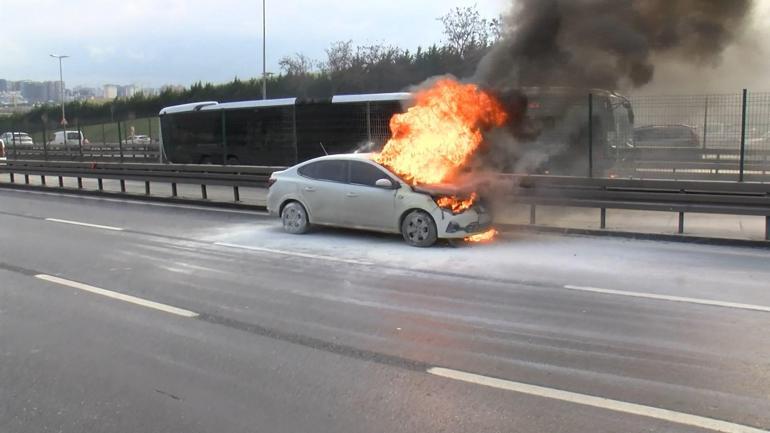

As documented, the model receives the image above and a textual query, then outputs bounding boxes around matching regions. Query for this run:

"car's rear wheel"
[401,210,437,247]
[281,201,310,234]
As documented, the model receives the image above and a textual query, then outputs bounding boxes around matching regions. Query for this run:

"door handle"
[303,186,316,192]
[346,192,359,197]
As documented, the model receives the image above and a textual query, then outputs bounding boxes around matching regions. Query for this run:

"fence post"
[588,93,594,178]
[77,120,83,160]
[221,110,228,165]
[117,121,124,163]
[102,122,106,147]
[702,96,708,150]
[42,121,48,161]
[739,89,747,182]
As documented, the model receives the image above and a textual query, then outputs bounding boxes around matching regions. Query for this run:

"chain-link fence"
[622,91,770,181]
[1,114,160,162]
[2,91,769,182]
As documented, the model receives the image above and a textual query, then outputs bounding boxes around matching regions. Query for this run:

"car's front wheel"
[281,201,310,234]
[401,210,437,247]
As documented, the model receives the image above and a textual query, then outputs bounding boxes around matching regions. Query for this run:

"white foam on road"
[428,367,768,433]
[214,241,374,266]
[45,218,124,231]
[563,285,770,313]
[35,274,198,318]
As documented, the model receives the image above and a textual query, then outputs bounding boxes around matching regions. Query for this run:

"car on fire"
[266,153,492,247]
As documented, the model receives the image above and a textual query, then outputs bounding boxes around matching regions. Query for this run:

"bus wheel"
[226,156,239,165]
[199,156,213,165]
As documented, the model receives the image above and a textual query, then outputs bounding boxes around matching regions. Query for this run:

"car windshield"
[2,3,770,433]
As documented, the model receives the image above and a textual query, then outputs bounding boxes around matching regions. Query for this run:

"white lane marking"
[563,285,770,313]
[35,274,198,318]
[45,218,124,231]
[214,242,373,266]
[428,367,767,433]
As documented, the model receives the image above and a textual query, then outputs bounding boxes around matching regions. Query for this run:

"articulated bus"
[158,88,634,175]
[159,93,408,166]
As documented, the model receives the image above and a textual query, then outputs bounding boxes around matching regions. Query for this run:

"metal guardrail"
[1,160,768,240]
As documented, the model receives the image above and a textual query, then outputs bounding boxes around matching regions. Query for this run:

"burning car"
[266,153,492,247]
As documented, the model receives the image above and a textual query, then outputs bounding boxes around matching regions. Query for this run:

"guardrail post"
[120,179,126,193]
[40,175,46,186]
[171,182,178,197]
[58,176,63,187]
[145,181,151,195]
[739,89,747,182]
[678,212,685,234]
[9,173,14,183]
[98,178,103,191]
[77,177,83,189]
[201,184,207,199]
[233,186,240,202]
[24,174,29,184]
[600,208,606,229]
[588,93,594,178]
[529,205,536,225]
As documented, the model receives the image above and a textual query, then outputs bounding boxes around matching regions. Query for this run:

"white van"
[49,130,89,147]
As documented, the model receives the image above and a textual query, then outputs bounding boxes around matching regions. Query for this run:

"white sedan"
[266,153,492,247]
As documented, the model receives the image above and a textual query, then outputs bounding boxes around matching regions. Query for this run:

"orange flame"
[465,228,498,243]
[435,192,477,214]
[374,78,507,186]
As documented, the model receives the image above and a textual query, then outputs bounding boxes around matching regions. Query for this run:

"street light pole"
[262,0,267,99]
[50,54,69,127]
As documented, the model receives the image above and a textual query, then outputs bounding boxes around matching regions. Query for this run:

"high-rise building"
[0,79,7,93]
[118,84,137,98]
[103,84,118,99]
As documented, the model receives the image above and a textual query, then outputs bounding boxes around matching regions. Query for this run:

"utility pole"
[262,0,267,99]
[50,54,69,127]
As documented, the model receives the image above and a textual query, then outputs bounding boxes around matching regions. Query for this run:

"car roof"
[302,152,376,163]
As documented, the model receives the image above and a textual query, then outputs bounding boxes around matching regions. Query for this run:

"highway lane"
[1,189,769,432]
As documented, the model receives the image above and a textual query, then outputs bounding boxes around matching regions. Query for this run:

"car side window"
[298,160,348,183]
[349,161,389,187]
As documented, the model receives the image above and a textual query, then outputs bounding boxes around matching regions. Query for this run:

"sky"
[0,0,506,88]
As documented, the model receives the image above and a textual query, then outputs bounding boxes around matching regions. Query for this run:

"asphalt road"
[1,188,769,433]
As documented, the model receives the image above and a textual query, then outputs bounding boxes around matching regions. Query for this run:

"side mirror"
[375,178,395,189]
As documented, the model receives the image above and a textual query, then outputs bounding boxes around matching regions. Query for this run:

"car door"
[296,159,349,225]
[342,160,399,231]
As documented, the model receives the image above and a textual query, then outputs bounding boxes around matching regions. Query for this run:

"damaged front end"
[413,183,493,236]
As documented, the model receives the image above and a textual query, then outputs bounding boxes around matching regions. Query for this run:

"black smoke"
[476,0,755,91]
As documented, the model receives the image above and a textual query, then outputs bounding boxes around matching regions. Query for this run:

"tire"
[199,156,213,165]
[401,210,438,247]
[226,156,239,165]
[281,201,310,234]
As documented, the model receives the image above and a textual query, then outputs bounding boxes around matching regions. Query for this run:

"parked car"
[49,130,89,147]
[0,131,34,149]
[633,125,700,148]
[266,153,492,247]
[122,135,152,145]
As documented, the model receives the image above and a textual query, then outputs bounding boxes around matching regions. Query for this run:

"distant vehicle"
[633,125,700,148]
[0,138,5,160]
[266,153,492,247]
[122,135,152,145]
[159,93,408,165]
[49,130,89,147]
[0,132,34,149]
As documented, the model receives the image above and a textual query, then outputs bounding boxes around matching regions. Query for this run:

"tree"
[438,5,500,58]
[322,40,354,74]
[278,53,315,76]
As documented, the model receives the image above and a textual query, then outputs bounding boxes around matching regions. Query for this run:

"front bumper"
[436,206,493,239]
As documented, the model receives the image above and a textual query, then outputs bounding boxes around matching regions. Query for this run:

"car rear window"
[298,160,348,182]
[67,132,81,140]
[349,161,388,187]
